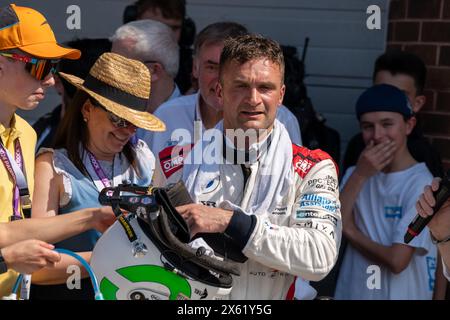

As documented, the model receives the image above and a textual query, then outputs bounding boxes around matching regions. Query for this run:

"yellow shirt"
[0,114,36,298]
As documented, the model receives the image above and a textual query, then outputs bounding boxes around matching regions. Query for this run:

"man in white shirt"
[111,19,182,141]
[177,34,340,299]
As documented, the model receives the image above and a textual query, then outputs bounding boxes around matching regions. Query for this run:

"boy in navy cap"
[335,84,437,299]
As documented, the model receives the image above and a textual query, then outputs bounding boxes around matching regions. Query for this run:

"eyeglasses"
[89,99,136,129]
[0,52,59,81]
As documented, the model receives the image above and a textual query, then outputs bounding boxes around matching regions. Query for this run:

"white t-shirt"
[335,163,437,300]
[143,93,302,157]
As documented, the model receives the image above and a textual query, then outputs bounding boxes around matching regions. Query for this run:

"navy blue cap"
[355,84,413,120]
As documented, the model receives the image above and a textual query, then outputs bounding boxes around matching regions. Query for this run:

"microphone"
[404,170,450,244]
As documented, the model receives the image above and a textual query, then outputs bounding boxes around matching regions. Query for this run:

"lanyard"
[0,139,30,220]
[85,150,147,256]
[86,150,122,192]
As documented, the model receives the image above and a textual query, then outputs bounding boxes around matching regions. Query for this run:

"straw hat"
[59,52,165,131]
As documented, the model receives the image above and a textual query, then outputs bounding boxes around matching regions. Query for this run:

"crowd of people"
[1,0,450,300]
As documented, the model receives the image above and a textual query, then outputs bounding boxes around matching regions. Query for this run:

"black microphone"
[404,170,450,244]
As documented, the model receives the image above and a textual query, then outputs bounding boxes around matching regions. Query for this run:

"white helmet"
[91,183,241,300]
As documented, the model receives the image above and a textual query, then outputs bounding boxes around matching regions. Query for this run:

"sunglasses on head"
[0,52,59,81]
[89,99,136,129]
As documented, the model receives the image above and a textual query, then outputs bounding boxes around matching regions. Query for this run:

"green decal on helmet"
[100,277,120,300]
[100,265,192,300]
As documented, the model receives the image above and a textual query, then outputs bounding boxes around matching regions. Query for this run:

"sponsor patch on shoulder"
[292,144,337,178]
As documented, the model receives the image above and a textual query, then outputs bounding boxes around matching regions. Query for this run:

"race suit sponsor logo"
[269,269,289,278]
[295,210,338,226]
[249,270,289,278]
[200,201,217,207]
[294,220,336,239]
[307,175,338,192]
[271,206,287,215]
[299,194,339,213]
[158,144,194,178]
[293,158,314,178]
[384,206,402,219]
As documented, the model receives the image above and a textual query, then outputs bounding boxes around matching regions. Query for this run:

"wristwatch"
[0,250,8,274]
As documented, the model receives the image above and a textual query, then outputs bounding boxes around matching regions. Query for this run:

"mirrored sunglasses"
[0,52,59,81]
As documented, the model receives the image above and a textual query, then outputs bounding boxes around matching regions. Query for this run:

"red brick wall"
[388,0,450,171]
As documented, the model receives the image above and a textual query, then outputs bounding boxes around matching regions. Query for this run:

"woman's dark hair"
[53,90,139,177]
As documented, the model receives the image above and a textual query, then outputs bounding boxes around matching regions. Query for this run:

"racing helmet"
[91,183,241,300]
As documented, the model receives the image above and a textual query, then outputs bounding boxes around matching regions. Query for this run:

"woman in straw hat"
[29,52,165,300]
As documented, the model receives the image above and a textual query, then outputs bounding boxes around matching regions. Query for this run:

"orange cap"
[0,4,81,59]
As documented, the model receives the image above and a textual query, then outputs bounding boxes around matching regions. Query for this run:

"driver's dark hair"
[219,34,285,82]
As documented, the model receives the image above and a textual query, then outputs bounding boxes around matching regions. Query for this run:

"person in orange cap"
[0,3,85,298]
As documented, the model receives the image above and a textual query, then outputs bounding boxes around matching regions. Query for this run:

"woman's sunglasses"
[0,52,59,81]
[89,99,136,129]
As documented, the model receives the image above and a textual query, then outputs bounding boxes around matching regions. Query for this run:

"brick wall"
[388,0,450,171]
